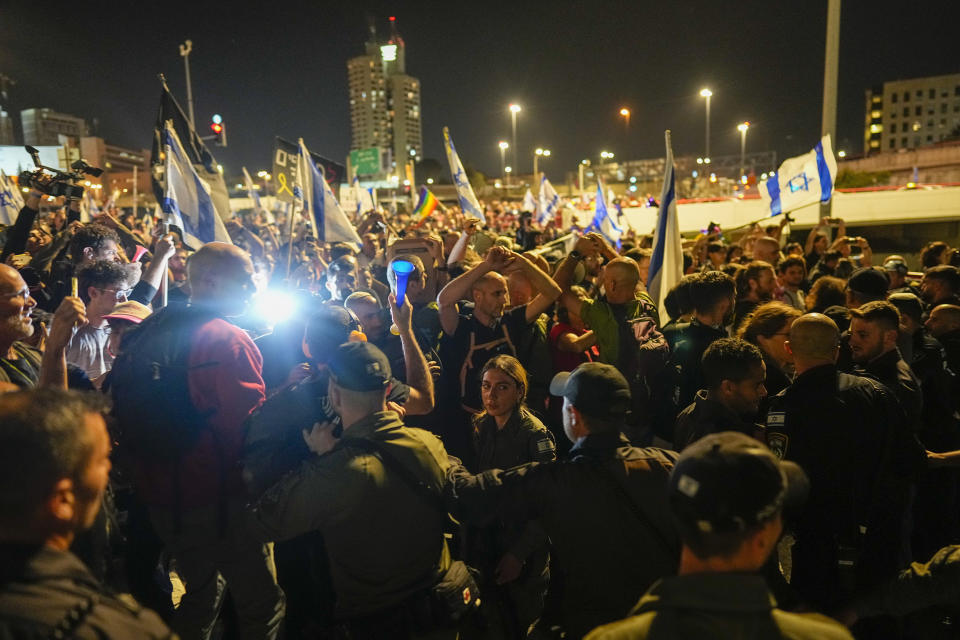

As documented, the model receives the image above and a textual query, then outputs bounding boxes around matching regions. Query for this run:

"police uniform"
[584,574,853,640]
[0,544,174,639]
[663,319,727,413]
[764,364,925,610]
[673,390,763,451]
[855,348,924,432]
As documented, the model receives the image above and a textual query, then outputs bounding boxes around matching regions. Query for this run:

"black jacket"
[663,320,727,413]
[856,348,924,433]
[452,431,680,638]
[673,390,762,451]
[764,364,925,610]
[0,544,173,639]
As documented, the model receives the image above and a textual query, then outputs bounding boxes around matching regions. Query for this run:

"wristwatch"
[569,250,585,261]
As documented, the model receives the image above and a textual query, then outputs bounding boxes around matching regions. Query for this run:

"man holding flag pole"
[647,131,683,319]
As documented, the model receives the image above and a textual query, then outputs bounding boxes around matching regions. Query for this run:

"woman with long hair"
[470,355,556,638]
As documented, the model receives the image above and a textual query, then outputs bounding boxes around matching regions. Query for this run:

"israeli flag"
[648,130,683,318]
[442,127,485,222]
[588,181,622,248]
[760,134,838,216]
[297,139,361,244]
[162,122,231,248]
[538,176,560,225]
[0,170,25,226]
[522,188,537,213]
[242,167,263,210]
[353,175,376,215]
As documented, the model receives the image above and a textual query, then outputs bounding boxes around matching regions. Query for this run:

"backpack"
[110,305,218,462]
[624,315,676,441]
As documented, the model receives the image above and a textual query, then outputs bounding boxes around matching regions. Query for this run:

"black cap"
[304,305,363,363]
[670,431,808,534]
[847,267,889,298]
[883,258,908,275]
[888,292,924,322]
[549,362,631,420]
[328,342,392,392]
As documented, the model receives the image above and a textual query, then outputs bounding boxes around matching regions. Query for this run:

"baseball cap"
[670,431,808,534]
[549,362,631,420]
[846,267,889,298]
[328,341,392,392]
[102,301,151,325]
[888,292,924,322]
[882,258,908,275]
[304,305,365,362]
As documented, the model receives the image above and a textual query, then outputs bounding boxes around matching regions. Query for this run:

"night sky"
[0,1,955,179]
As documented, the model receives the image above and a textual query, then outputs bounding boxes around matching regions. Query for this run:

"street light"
[700,88,712,162]
[498,141,509,183]
[509,103,521,177]
[533,148,551,183]
[619,107,631,133]
[737,121,750,179]
[600,150,615,161]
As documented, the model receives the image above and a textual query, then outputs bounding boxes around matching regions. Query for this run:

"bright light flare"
[252,289,299,327]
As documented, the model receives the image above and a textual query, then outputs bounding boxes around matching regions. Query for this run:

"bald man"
[765,313,924,612]
[114,242,284,638]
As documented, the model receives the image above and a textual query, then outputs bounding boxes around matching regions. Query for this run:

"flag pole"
[286,197,298,280]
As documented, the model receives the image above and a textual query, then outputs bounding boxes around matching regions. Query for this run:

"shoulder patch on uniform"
[536,438,555,453]
[767,432,788,460]
[766,411,785,426]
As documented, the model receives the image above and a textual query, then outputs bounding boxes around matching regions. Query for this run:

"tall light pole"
[700,88,712,163]
[579,159,590,194]
[498,141,509,183]
[179,40,196,130]
[534,148,550,184]
[821,0,841,218]
[619,107,631,134]
[738,122,750,179]
[509,103,521,176]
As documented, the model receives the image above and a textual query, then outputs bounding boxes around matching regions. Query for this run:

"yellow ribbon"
[276,172,294,197]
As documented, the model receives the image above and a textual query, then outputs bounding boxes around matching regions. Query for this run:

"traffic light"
[210,114,227,147]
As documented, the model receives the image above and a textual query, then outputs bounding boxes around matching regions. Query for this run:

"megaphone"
[392,260,416,307]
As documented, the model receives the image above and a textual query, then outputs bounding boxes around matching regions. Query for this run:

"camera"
[17,146,103,200]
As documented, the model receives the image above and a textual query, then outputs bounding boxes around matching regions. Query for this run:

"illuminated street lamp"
[509,103,521,176]
[737,121,750,179]
[498,141,509,182]
[700,88,713,161]
[619,107,631,133]
[534,147,551,182]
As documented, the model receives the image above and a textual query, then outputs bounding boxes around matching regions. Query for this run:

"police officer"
[764,314,925,613]
[586,432,852,640]
[246,336,467,639]
[0,389,173,639]
[452,363,680,638]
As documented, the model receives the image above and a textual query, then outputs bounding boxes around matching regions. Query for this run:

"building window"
[889,139,896,149]
[903,107,910,117]
[902,137,908,146]
[927,135,933,142]
[871,109,882,118]
[903,122,909,132]
[927,119,934,127]
[916,90,923,98]
[916,106,923,116]
[944,103,949,114]
[956,86,960,96]
[929,88,936,99]
[904,92,910,101]
[892,93,898,103]
[941,118,947,127]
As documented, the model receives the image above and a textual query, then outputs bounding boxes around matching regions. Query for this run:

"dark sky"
[0,1,956,179]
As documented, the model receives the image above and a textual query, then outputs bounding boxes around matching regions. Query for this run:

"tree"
[835,169,891,189]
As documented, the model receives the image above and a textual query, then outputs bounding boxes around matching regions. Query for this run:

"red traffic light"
[210,122,223,134]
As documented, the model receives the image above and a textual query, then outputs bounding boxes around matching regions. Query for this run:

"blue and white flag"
[0,170,25,226]
[648,131,683,318]
[442,127,485,222]
[352,175,376,216]
[297,139,361,244]
[162,122,231,248]
[538,176,560,225]
[242,166,263,210]
[79,188,101,223]
[522,188,537,213]
[587,180,622,248]
[759,134,838,216]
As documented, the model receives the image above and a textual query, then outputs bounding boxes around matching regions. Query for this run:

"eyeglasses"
[98,288,132,301]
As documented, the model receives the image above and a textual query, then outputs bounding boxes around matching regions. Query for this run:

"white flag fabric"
[297,139,361,244]
[648,131,683,319]
[759,134,838,216]
[353,176,376,216]
[162,121,231,248]
[538,176,560,225]
[242,167,263,210]
[0,171,25,225]
[522,189,537,213]
[442,127,485,222]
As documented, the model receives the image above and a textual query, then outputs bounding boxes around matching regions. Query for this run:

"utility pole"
[179,40,196,130]
[820,0,841,217]
[132,165,138,218]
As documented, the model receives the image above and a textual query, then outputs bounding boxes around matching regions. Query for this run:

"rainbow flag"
[412,186,440,227]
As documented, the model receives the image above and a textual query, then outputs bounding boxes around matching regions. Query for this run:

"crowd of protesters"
[4,184,960,640]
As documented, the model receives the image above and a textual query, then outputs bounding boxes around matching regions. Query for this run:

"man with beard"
[733,261,776,332]
[921,265,960,309]
[776,256,807,311]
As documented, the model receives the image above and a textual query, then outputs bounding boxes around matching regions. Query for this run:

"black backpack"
[110,305,219,462]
